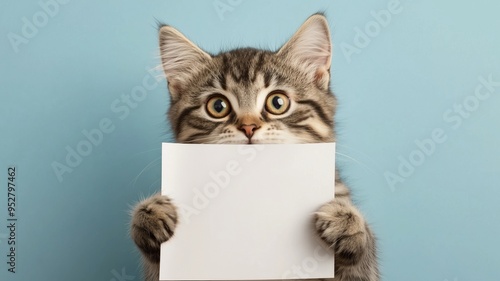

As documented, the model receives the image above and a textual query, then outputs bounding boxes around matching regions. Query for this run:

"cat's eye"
[265,91,290,115]
[206,95,231,118]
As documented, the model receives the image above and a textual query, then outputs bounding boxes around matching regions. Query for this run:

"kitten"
[131,14,379,281]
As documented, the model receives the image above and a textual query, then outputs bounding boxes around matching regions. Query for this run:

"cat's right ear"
[159,26,212,99]
[277,14,332,90]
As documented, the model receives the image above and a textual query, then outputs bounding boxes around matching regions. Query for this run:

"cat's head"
[159,14,336,144]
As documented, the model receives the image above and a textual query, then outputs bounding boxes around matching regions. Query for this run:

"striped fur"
[166,45,337,145]
[131,14,379,281]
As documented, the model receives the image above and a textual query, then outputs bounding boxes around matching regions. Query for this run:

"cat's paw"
[315,200,368,266]
[131,194,178,263]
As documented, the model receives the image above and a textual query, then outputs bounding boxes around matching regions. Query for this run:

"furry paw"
[315,200,368,266]
[131,194,178,263]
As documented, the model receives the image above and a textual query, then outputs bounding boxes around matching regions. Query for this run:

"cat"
[131,13,379,281]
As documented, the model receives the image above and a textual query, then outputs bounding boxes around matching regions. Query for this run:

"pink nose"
[239,124,259,139]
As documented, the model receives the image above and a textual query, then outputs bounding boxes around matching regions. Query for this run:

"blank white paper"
[160,143,335,280]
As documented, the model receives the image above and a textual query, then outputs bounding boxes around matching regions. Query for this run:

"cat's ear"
[159,26,212,98]
[277,14,332,89]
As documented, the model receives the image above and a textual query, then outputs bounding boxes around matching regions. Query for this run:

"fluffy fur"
[131,14,379,281]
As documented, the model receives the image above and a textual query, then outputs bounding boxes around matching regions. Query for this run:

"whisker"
[130,157,162,187]
[335,151,379,176]
[335,143,381,168]
[148,178,162,190]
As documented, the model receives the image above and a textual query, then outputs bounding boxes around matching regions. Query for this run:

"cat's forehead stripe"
[216,49,272,87]
[217,72,227,91]
[264,71,272,88]
[252,51,267,81]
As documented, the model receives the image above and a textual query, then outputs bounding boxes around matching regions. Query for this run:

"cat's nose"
[239,124,259,139]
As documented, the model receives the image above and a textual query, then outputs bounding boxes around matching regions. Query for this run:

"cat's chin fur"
[190,136,320,145]
[213,138,307,145]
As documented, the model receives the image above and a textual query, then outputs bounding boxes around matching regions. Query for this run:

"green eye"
[206,95,231,118]
[265,91,290,115]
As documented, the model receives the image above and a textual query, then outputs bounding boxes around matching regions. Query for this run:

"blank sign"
[160,143,335,280]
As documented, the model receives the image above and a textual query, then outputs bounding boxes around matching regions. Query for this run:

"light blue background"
[1,0,500,280]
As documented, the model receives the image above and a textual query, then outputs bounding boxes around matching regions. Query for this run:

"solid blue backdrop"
[1,0,499,280]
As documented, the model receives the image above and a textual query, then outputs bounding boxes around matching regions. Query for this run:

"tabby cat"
[131,14,379,281]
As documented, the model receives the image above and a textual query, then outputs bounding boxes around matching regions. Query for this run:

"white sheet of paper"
[160,143,335,281]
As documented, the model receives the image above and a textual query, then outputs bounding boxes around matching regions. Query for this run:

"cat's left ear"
[278,14,332,90]
[159,25,212,99]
